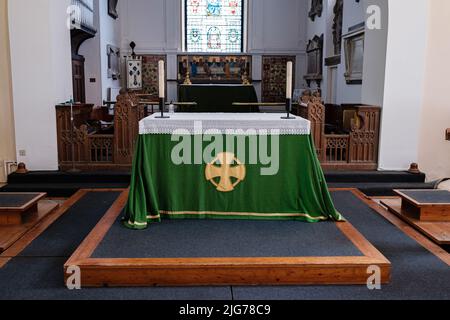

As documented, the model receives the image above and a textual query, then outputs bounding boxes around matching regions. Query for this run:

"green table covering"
[124,113,342,230]
[178,84,259,112]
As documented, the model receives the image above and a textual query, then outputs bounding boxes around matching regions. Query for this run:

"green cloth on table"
[124,134,343,230]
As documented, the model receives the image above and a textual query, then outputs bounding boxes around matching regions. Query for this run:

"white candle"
[286,61,293,99]
[158,60,165,99]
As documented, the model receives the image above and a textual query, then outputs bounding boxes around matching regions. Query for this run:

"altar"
[124,113,343,229]
[178,84,259,113]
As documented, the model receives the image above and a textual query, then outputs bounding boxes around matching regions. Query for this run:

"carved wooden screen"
[114,92,147,165]
[262,56,296,102]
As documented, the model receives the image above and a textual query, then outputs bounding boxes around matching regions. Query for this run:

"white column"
[418,0,450,181]
[0,0,16,182]
[8,0,73,171]
[378,0,429,171]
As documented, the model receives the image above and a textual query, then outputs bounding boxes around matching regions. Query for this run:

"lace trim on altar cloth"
[139,113,311,136]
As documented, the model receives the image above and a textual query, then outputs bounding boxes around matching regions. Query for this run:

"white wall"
[119,0,308,101]
[0,0,16,183]
[361,0,388,107]
[8,0,73,171]
[99,0,121,101]
[378,0,429,171]
[418,0,450,181]
[336,0,364,104]
[306,0,365,104]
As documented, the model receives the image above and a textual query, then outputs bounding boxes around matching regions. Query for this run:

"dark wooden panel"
[72,57,86,104]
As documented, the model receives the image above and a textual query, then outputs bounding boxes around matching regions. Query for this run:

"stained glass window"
[185,0,244,53]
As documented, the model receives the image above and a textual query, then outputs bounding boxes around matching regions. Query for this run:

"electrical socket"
[19,150,26,157]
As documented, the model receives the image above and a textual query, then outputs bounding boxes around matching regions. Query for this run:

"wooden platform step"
[0,200,59,253]
[381,198,450,245]
[395,189,450,222]
[0,193,48,225]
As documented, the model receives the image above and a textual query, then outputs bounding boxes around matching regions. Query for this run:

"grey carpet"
[92,218,362,258]
[0,257,231,300]
[232,191,450,300]
[0,190,449,300]
[18,192,121,258]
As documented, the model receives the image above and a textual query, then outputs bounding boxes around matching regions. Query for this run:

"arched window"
[184,0,245,53]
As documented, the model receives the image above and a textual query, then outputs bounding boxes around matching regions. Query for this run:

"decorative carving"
[408,163,421,174]
[297,90,325,159]
[262,56,296,102]
[114,90,146,165]
[241,72,251,85]
[55,93,147,170]
[348,107,381,164]
[293,96,381,169]
[309,0,323,21]
[178,55,251,84]
[325,135,350,163]
[141,55,167,100]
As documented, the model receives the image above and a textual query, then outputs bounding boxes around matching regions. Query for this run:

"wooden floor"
[64,189,391,287]
[0,200,59,253]
[0,190,120,268]
[381,198,450,245]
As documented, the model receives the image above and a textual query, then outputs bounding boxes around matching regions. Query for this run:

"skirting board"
[64,189,391,287]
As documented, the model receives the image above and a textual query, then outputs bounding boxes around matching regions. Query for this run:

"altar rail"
[55,91,148,171]
[294,92,381,171]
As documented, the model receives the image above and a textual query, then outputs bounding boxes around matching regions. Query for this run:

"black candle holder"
[281,98,295,119]
[155,98,170,119]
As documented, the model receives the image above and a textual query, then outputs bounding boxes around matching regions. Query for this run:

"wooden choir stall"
[55,90,148,171]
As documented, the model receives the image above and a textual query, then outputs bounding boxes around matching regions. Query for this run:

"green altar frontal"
[124,113,343,230]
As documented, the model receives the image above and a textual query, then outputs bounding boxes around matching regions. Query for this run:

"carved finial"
[242,72,251,85]
[302,89,312,97]
[16,163,28,174]
[312,90,322,98]
[183,71,192,85]
[408,163,421,174]
[129,41,137,58]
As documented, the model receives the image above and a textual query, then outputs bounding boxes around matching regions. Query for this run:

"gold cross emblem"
[205,152,246,192]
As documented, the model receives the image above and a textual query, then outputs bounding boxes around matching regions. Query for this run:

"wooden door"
[72,57,86,104]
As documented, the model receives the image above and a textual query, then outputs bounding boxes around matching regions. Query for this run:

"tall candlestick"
[156,60,169,118]
[158,60,165,99]
[286,61,293,99]
[282,61,295,119]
